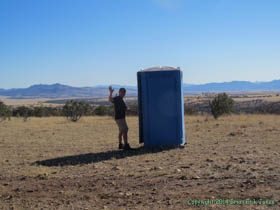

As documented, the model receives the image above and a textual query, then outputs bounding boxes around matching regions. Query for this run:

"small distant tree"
[0,101,12,121]
[34,107,45,117]
[62,100,91,122]
[107,104,115,117]
[184,105,198,115]
[94,104,108,116]
[127,103,138,116]
[52,107,63,116]
[17,106,30,117]
[209,93,234,119]
[12,106,29,118]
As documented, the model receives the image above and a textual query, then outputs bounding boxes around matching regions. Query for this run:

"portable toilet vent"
[137,66,185,147]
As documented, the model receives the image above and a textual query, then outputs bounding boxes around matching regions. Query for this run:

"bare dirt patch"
[0,115,279,209]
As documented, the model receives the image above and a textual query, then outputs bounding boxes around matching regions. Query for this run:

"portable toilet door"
[137,66,185,147]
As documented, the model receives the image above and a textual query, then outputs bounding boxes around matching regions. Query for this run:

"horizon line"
[1,79,280,89]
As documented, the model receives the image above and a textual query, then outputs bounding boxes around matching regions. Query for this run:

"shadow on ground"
[32,145,184,167]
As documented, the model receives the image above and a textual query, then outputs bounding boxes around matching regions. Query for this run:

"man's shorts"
[115,118,128,133]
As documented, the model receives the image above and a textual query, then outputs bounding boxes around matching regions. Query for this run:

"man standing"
[109,86,131,150]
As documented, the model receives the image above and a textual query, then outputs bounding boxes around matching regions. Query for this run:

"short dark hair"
[119,88,126,93]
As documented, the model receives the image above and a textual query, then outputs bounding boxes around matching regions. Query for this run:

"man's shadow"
[32,145,183,167]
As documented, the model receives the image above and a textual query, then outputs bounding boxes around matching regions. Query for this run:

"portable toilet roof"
[140,66,180,72]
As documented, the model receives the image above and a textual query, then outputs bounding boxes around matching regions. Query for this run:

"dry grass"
[233,96,280,102]
[184,94,280,103]
[0,97,53,106]
[0,115,279,209]
[0,97,88,107]
[2,92,279,107]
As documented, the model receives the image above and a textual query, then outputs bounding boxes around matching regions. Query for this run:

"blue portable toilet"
[137,66,185,147]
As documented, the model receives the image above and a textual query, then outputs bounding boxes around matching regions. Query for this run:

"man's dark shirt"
[112,96,127,119]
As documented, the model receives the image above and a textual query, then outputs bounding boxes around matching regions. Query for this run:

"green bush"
[62,100,91,122]
[184,105,198,115]
[127,103,138,116]
[209,93,234,119]
[0,101,12,121]
[255,103,280,114]
[94,105,108,116]
[13,106,30,118]
[34,107,45,117]
[51,107,63,116]
[107,104,115,117]
[12,106,63,118]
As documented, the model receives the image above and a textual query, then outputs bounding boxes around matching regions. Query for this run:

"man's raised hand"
[109,86,114,93]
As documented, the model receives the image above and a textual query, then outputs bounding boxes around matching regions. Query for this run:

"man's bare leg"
[123,130,128,145]
[122,130,132,150]
[118,132,122,144]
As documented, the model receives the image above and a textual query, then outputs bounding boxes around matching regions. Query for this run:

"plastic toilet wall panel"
[137,70,185,146]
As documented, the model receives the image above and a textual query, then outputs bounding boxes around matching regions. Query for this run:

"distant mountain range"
[0,80,280,99]
[183,80,280,92]
[0,83,137,99]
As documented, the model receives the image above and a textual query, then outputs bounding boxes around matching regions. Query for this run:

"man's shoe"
[119,143,123,149]
[123,143,132,150]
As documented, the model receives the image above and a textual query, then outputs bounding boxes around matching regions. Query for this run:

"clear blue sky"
[1,0,280,88]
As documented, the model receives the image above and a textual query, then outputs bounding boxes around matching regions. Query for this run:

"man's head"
[119,88,126,98]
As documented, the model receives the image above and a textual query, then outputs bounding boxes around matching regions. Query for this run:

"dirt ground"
[0,115,279,209]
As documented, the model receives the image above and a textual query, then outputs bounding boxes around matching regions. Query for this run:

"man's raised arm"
[108,86,114,102]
